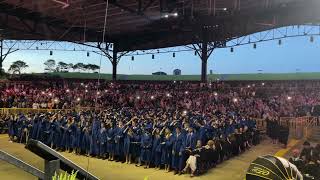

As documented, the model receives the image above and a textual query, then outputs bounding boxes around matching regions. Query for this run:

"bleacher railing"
[0,107,102,115]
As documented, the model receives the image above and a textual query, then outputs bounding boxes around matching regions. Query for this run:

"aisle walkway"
[0,135,282,180]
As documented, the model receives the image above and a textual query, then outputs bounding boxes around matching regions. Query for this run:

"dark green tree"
[44,59,56,72]
[8,60,28,74]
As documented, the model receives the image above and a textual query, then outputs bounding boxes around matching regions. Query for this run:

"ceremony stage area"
[0,134,284,180]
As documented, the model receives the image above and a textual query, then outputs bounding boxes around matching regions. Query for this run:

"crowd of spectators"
[2,80,320,118]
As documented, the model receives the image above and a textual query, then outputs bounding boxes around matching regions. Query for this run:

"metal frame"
[0,150,45,180]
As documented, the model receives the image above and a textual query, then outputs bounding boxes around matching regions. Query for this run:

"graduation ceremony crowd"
[1,80,320,177]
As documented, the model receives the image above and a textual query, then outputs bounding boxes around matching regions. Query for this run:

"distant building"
[173,69,181,75]
[152,71,167,75]
[210,70,213,75]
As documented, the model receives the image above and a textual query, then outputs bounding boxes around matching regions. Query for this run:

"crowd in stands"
[2,80,320,118]
[1,80,320,176]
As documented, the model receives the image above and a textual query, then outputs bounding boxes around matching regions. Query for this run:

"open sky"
[3,34,320,75]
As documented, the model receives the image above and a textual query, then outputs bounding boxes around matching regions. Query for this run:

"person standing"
[172,126,185,175]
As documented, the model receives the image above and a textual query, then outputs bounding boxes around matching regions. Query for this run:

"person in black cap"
[300,141,313,163]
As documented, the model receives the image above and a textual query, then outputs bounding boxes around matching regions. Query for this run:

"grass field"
[26,72,320,81]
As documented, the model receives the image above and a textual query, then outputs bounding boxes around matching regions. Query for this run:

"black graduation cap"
[303,141,310,146]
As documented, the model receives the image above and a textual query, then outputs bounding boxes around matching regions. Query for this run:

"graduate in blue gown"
[52,116,62,150]
[90,117,100,156]
[81,121,91,155]
[131,122,141,164]
[139,128,152,168]
[30,114,39,140]
[74,121,82,154]
[172,126,186,175]
[98,122,107,159]
[161,127,173,171]
[151,128,162,169]
[106,122,116,161]
[123,127,134,164]
[114,121,125,161]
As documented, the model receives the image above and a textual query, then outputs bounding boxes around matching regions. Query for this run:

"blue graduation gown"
[184,132,197,150]
[151,135,162,166]
[171,133,185,171]
[123,132,133,155]
[161,134,173,165]
[52,120,62,148]
[98,127,107,156]
[114,127,124,156]
[30,117,40,140]
[140,134,152,162]
[81,126,91,154]
[90,119,100,155]
[106,127,115,154]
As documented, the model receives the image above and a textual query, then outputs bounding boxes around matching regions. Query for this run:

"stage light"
[105,90,108,92]
[96,91,100,95]
[262,82,265,86]
[54,98,59,103]
[85,85,88,88]
[85,90,88,93]
[253,43,257,49]
[136,96,140,100]
[233,98,238,102]
[230,47,234,52]
[81,83,84,86]
[183,110,187,114]
[50,51,53,55]
[66,89,70,93]
[287,96,292,100]
[166,93,170,97]
[310,36,314,43]
[214,92,218,96]
[223,8,227,11]
[173,52,175,57]
[131,56,134,61]
[247,85,251,88]
[41,91,45,95]
[278,39,282,45]
[87,52,89,57]
[173,12,178,17]
[185,91,189,94]
[77,97,81,101]
[151,96,154,99]
[209,83,212,86]
[173,80,176,83]
[48,93,52,96]
[164,14,169,18]
[152,54,155,59]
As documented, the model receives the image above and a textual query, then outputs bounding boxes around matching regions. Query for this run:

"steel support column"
[0,39,3,71]
[112,43,118,81]
[201,40,208,82]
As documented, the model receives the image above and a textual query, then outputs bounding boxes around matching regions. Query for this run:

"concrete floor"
[0,135,283,180]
